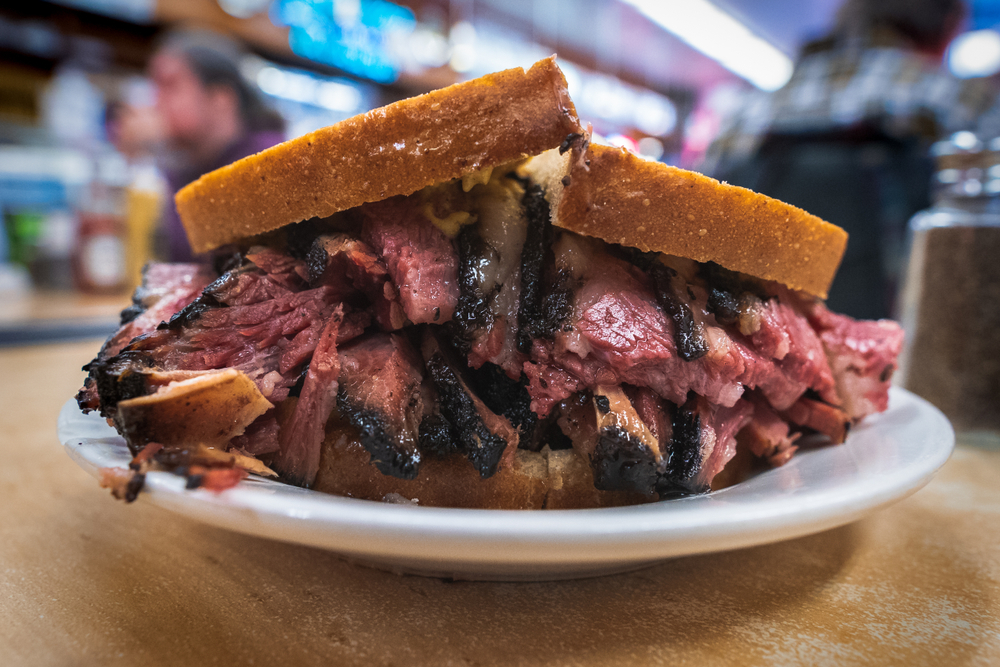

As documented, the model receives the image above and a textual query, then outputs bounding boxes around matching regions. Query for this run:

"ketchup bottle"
[72,157,129,294]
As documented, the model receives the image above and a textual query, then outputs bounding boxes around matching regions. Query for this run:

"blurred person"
[115,31,284,262]
[702,0,1000,319]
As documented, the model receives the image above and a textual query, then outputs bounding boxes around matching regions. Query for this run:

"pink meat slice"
[738,393,800,466]
[273,306,343,487]
[361,196,460,325]
[129,270,351,404]
[524,242,833,418]
[692,397,755,490]
[78,262,215,411]
[229,413,281,456]
[337,332,427,479]
[308,234,407,330]
[807,302,905,420]
[780,395,851,443]
[245,246,309,290]
[103,263,214,360]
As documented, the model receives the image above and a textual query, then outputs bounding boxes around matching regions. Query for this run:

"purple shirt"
[163,130,285,262]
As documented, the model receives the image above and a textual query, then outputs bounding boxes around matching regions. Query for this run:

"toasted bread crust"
[548,145,848,299]
[176,57,581,254]
[314,433,549,509]
[313,429,654,509]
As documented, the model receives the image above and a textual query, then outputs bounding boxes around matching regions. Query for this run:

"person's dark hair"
[833,0,966,51]
[158,31,284,133]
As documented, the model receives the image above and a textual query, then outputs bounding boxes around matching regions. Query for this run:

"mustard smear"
[423,205,474,238]
[461,166,493,192]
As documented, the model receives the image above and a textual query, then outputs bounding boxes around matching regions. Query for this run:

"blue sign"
[974,0,1000,30]
[272,0,415,83]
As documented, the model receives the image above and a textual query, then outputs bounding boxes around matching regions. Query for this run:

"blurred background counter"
[0,289,122,345]
[4,1,1000,301]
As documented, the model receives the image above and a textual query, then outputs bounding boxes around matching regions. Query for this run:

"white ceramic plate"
[58,387,953,581]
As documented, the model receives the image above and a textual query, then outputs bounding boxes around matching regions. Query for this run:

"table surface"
[0,290,124,345]
[2,340,998,667]
[0,290,126,325]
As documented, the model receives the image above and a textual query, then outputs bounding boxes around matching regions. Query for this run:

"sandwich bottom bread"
[77,62,903,510]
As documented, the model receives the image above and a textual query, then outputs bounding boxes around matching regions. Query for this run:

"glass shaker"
[897,132,1000,446]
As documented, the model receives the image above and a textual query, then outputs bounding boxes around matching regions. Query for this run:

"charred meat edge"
[619,248,708,361]
[589,386,662,495]
[585,387,707,498]
[450,222,502,354]
[335,390,423,480]
[420,331,516,478]
[516,181,576,350]
[335,334,425,480]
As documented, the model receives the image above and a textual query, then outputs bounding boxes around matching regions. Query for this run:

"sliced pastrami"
[453,225,500,341]
[338,310,371,344]
[523,234,843,422]
[229,412,281,455]
[272,306,343,487]
[806,302,904,421]
[551,234,675,371]
[588,386,662,496]
[524,235,746,415]
[361,196,459,325]
[553,384,753,498]
[691,397,755,490]
[656,396,753,497]
[523,342,584,418]
[517,182,552,351]
[97,259,347,422]
[337,332,426,479]
[307,233,406,329]
[626,386,673,447]
[657,397,704,496]
[79,263,214,412]
[780,395,851,443]
[738,392,800,466]
[100,263,215,362]
[153,285,340,398]
[81,350,156,419]
[420,331,518,478]
[467,363,539,449]
[622,250,708,361]
[452,186,530,374]
[748,295,837,408]
[197,262,295,309]
[417,412,457,457]
[245,246,309,290]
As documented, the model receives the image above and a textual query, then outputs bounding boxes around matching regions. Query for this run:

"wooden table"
[0,290,123,345]
[2,339,998,666]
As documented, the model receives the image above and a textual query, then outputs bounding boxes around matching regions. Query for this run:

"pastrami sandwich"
[78,57,903,509]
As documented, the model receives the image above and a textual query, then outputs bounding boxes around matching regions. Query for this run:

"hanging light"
[621,0,793,91]
[949,30,1000,78]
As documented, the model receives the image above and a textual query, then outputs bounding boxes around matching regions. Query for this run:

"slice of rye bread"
[313,433,649,509]
[176,57,582,254]
[524,144,848,299]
